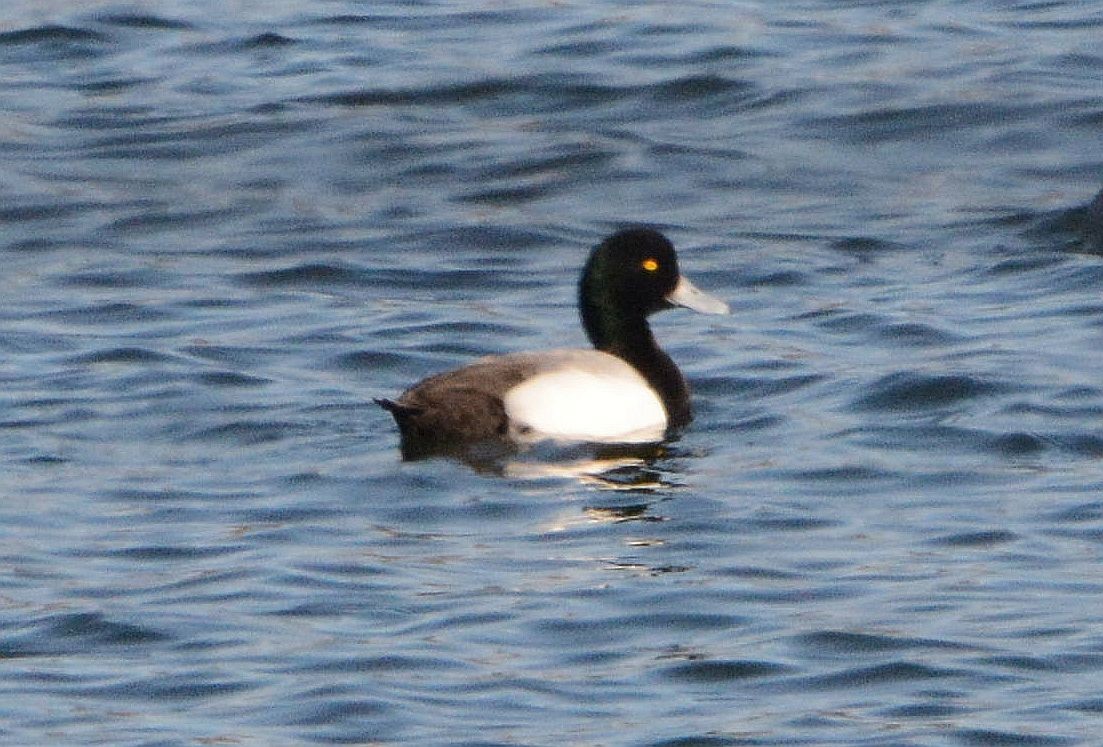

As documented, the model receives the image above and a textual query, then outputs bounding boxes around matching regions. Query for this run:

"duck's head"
[580,228,729,337]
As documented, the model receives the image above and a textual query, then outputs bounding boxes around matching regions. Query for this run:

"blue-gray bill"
[666,275,730,315]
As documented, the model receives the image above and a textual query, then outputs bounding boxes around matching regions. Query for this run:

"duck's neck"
[580,296,691,429]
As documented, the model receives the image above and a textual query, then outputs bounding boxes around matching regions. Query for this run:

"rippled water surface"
[4,1,1103,744]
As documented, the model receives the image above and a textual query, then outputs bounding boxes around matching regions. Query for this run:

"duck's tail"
[374,398,420,422]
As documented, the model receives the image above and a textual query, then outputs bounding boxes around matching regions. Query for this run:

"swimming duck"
[376,228,728,459]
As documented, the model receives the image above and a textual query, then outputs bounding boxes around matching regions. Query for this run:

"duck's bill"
[666,275,730,315]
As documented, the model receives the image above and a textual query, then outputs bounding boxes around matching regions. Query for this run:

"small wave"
[2,611,168,658]
[927,529,1018,548]
[237,262,370,288]
[0,25,108,45]
[795,630,975,654]
[44,302,173,326]
[793,661,963,691]
[188,420,310,445]
[191,371,271,388]
[68,347,177,365]
[805,101,1035,144]
[663,658,791,683]
[951,727,1075,746]
[240,32,296,49]
[853,372,1007,412]
[95,13,194,31]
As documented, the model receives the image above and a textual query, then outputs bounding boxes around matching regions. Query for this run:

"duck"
[376,228,729,460]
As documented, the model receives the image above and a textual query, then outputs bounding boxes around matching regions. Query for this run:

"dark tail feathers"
[374,398,420,421]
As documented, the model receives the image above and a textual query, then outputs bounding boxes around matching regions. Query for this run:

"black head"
[578,228,728,355]
[580,228,681,319]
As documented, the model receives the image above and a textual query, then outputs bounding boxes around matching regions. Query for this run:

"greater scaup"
[376,228,728,459]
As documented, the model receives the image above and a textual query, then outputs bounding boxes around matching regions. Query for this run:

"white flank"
[503,370,667,444]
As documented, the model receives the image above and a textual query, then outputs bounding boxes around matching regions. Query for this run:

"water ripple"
[2,2,1103,745]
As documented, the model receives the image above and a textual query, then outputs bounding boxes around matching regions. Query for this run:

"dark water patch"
[0,25,109,46]
[746,514,839,532]
[1020,191,1103,255]
[1083,186,1103,250]
[691,43,769,64]
[795,631,976,655]
[643,737,766,747]
[0,417,50,430]
[240,263,533,294]
[49,611,167,645]
[59,269,169,289]
[852,372,1007,413]
[181,343,287,365]
[789,464,899,483]
[43,302,173,326]
[2,612,168,657]
[285,697,391,727]
[241,32,297,50]
[1042,502,1103,523]
[1065,697,1103,713]
[999,399,1103,420]
[94,13,195,31]
[788,661,963,691]
[128,676,256,701]
[719,413,785,433]
[103,544,245,561]
[237,261,371,288]
[401,224,556,253]
[952,728,1076,746]
[464,142,629,201]
[1044,526,1103,544]
[979,653,1103,673]
[880,701,968,719]
[694,374,824,399]
[533,616,664,646]
[651,74,756,104]
[191,371,271,388]
[534,37,621,59]
[232,504,348,526]
[639,612,747,631]
[7,237,90,253]
[102,481,236,503]
[742,269,807,287]
[830,236,910,255]
[811,310,884,335]
[288,654,465,676]
[106,206,245,233]
[188,420,310,445]
[989,431,1048,457]
[22,454,69,465]
[303,74,641,114]
[331,350,419,373]
[458,182,551,205]
[663,659,791,683]
[988,254,1067,277]
[186,32,300,55]
[848,423,1053,458]
[0,201,102,223]
[716,566,803,581]
[879,321,965,347]
[294,560,391,579]
[805,101,1039,144]
[927,530,1018,548]
[46,673,257,702]
[68,346,177,365]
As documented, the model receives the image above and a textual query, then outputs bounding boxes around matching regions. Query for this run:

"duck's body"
[376,228,727,460]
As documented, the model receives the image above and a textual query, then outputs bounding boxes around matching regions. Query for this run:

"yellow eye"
[641,258,659,272]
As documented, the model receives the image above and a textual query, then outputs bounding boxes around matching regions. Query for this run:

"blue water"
[3,1,1103,744]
